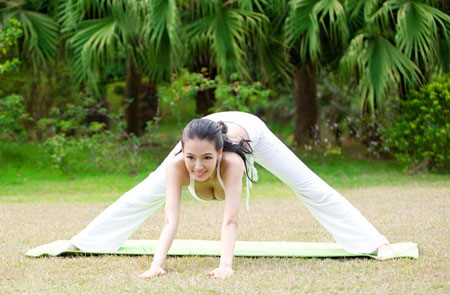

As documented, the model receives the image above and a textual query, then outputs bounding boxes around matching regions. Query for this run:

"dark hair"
[178,119,255,182]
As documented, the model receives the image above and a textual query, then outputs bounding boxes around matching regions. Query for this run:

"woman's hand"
[138,266,167,279]
[207,267,234,279]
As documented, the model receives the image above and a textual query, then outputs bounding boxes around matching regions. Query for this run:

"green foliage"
[0,19,28,140]
[385,75,450,173]
[182,2,268,79]
[0,18,22,74]
[159,69,272,124]
[37,96,162,176]
[212,73,272,114]
[338,0,449,111]
[38,98,116,175]
[43,134,78,175]
[0,94,31,140]
[0,3,58,68]
[158,70,204,126]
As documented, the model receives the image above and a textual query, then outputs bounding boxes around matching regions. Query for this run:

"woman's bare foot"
[377,244,395,259]
[66,242,79,251]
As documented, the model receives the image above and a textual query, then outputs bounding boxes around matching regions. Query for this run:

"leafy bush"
[385,75,450,173]
[38,95,161,176]
[211,73,271,114]
[159,70,271,123]
[0,18,22,74]
[158,70,203,126]
[0,19,27,140]
[0,94,31,140]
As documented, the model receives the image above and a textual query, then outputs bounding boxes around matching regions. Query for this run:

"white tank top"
[187,156,226,202]
[187,154,257,210]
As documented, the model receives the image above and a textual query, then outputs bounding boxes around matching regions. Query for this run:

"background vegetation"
[0,0,449,177]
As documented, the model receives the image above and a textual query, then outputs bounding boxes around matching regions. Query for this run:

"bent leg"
[70,143,181,252]
[253,127,388,254]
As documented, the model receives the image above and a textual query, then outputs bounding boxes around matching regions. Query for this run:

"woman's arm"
[139,161,183,279]
[208,156,244,279]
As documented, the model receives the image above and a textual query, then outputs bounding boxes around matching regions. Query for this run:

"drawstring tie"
[245,156,258,210]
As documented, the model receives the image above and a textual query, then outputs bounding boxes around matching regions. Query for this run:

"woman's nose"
[194,161,203,169]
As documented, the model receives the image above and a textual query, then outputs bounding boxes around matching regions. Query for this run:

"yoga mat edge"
[25,240,419,260]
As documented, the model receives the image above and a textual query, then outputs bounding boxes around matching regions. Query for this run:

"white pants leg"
[250,118,389,254]
[70,143,181,252]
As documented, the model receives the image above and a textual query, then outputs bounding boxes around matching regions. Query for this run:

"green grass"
[1,140,449,203]
[1,186,449,294]
[1,139,449,294]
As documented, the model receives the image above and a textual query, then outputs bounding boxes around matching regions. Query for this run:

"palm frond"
[285,0,319,62]
[286,0,349,64]
[58,0,85,33]
[313,0,349,46]
[212,7,248,76]
[237,0,267,12]
[364,36,421,111]
[0,2,58,67]
[19,10,58,66]
[183,2,267,79]
[363,0,393,33]
[141,0,181,82]
[338,32,366,82]
[254,35,292,85]
[394,1,450,70]
[68,17,120,88]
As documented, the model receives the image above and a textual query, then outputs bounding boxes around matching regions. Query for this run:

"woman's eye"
[187,156,194,160]
[204,156,212,160]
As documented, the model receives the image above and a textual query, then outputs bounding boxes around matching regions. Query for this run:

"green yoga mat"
[25,240,418,260]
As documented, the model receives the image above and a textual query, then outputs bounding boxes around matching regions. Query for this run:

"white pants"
[71,112,388,254]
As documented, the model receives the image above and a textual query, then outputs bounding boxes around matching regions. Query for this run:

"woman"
[67,111,394,279]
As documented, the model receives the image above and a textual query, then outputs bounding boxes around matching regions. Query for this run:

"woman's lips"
[193,171,206,178]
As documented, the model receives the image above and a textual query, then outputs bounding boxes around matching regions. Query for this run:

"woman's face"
[183,138,222,182]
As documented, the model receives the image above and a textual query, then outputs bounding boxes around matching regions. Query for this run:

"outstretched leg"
[70,143,181,252]
[253,125,389,254]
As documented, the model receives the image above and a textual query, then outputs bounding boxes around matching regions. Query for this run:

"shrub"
[38,95,161,176]
[0,18,22,74]
[385,75,450,173]
[158,70,271,124]
[0,94,31,140]
[0,19,27,140]
[211,73,271,115]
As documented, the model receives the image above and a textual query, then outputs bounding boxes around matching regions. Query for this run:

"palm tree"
[283,0,449,145]
[284,0,350,145]
[340,0,450,112]
[0,0,58,68]
[180,0,269,114]
[0,0,59,131]
[59,0,180,135]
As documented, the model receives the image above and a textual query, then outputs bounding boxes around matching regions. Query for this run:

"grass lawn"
[1,142,449,294]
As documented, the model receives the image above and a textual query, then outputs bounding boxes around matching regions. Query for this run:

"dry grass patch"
[1,184,449,294]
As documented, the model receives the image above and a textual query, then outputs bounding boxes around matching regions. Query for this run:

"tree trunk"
[293,64,318,145]
[24,72,52,140]
[139,80,159,130]
[124,58,142,136]
[196,87,216,115]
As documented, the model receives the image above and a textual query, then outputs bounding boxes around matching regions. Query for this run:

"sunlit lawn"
[1,184,449,294]
[1,141,449,294]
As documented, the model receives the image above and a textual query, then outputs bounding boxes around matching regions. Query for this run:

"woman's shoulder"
[221,152,245,171]
[166,153,190,186]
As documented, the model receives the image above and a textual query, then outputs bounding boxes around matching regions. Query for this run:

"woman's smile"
[193,170,207,179]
